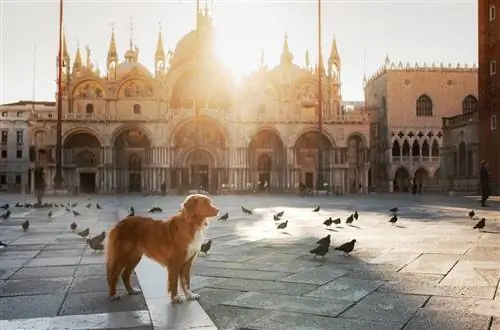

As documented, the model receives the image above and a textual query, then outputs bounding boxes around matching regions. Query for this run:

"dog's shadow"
[326,228,338,232]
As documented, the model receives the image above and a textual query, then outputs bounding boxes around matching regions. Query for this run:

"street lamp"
[53,0,64,190]
[316,0,324,189]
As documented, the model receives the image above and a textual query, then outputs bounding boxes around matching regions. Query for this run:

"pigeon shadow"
[326,228,338,232]
[336,226,345,229]
[349,224,362,229]
[480,230,500,234]
[395,225,407,229]
[280,231,292,236]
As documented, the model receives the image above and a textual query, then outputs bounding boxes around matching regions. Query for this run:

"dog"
[106,194,219,303]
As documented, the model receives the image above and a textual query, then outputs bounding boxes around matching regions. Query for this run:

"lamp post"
[53,0,64,190]
[316,0,324,189]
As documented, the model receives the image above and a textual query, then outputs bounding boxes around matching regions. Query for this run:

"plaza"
[0,193,499,330]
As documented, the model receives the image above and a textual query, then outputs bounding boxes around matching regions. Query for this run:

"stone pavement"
[0,193,499,330]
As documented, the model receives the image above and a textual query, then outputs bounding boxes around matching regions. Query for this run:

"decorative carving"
[75,82,104,98]
[174,120,225,148]
[296,83,317,105]
[122,80,153,98]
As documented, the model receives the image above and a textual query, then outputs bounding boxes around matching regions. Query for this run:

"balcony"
[442,111,478,129]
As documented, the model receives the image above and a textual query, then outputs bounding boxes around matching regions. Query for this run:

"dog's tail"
[106,226,119,279]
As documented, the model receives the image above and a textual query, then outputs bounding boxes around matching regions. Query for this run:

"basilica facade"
[30,11,369,194]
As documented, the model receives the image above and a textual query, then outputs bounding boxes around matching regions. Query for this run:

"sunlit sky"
[0,0,477,103]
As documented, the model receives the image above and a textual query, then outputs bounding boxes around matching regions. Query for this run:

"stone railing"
[442,111,478,129]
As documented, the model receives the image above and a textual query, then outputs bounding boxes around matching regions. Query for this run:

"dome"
[115,61,152,80]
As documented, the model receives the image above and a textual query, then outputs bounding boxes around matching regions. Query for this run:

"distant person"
[479,160,491,207]
[34,168,46,205]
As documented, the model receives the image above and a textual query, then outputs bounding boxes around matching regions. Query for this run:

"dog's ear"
[182,195,198,214]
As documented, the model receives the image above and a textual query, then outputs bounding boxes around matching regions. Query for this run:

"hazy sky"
[0,0,477,103]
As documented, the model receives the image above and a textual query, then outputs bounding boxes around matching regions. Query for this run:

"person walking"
[479,160,491,207]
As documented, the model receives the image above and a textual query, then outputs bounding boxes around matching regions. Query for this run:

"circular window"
[133,104,141,114]
[404,79,411,86]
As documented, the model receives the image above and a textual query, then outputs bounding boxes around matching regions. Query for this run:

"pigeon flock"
[0,200,106,251]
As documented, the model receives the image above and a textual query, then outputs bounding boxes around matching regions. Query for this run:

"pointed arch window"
[416,95,433,117]
[462,95,477,114]
[85,103,94,115]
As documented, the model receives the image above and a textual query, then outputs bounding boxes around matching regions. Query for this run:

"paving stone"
[36,249,84,258]
[207,278,318,296]
[24,256,81,267]
[439,262,500,287]
[404,310,492,330]
[192,265,289,281]
[241,311,402,330]
[400,253,460,275]
[43,243,86,250]
[305,277,384,302]
[424,296,500,317]
[223,291,353,317]
[195,258,318,273]
[195,288,247,309]
[0,268,16,280]
[202,253,259,263]
[367,252,422,269]
[0,277,72,297]
[75,264,106,277]
[0,259,27,270]
[346,270,443,283]
[464,247,500,262]
[58,291,147,316]
[279,266,349,285]
[0,294,65,319]
[79,254,106,265]
[69,275,139,293]
[249,252,303,263]
[9,265,77,279]
[0,250,40,259]
[340,292,429,324]
[2,244,46,251]
[492,317,500,330]
[379,278,497,299]
[205,305,271,330]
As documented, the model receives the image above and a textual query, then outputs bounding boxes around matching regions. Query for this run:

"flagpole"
[54,0,64,190]
[317,0,324,189]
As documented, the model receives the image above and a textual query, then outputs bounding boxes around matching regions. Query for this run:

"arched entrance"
[393,167,410,192]
[295,130,333,189]
[347,135,366,193]
[248,129,285,191]
[63,131,102,193]
[113,128,151,193]
[414,167,429,192]
[171,118,227,192]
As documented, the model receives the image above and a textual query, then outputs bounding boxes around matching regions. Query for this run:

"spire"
[328,36,340,63]
[107,24,118,64]
[155,23,165,61]
[73,41,82,73]
[280,33,293,65]
[62,28,69,59]
[124,18,138,62]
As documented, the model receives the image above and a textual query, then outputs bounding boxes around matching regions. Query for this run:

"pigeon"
[1,210,11,220]
[149,207,162,213]
[217,212,229,221]
[65,207,71,212]
[70,222,77,231]
[273,214,282,221]
[473,218,486,230]
[277,221,288,230]
[468,210,475,219]
[59,203,64,207]
[334,239,356,255]
[276,211,284,217]
[128,207,135,217]
[333,217,341,225]
[0,203,9,210]
[21,220,30,231]
[323,217,334,226]
[48,210,53,218]
[353,210,359,220]
[389,207,398,213]
[316,234,331,246]
[0,241,7,247]
[346,214,354,224]
[85,203,91,208]
[310,242,329,259]
[77,228,90,238]
[15,202,22,207]
[96,203,102,209]
[200,239,212,255]
[88,231,106,245]
[312,206,320,212]
[241,206,252,215]
[72,210,81,216]
[389,214,398,225]
[86,238,104,251]
[71,202,77,208]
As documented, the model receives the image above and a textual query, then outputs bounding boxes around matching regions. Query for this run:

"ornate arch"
[291,127,336,147]
[62,127,105,146]
[179,146,218,168]
[71,79,107,99]
[31,128,50,146]
[392,165,411,180]
[248,126,286,146]
[111,124,154,146]
[346,132,368,148]
[169,116,229,147]
[116,77,156,99]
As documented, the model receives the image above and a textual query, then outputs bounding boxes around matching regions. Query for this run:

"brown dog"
[106,194,218,303]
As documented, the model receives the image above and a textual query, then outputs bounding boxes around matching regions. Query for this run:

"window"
[85,103,94,115]
[1,150,6,158]
[16,150,23,159]
[15,175,22,184]
[1,112,6,117]
[16,131,23,145]
[48,114,53,118]
[133,104,141,114]
[0,175,6,185]
[490,60,497,76]
[416,95,433,117]
[1,131,7,145]
[462,95,478,114]
[492,114,497,131]
[490,5,496,21]
[16,111,22,118]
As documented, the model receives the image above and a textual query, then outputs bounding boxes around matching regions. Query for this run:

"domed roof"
[170,30,197,67]
[115,61,152,80]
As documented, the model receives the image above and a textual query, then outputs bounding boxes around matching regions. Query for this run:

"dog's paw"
[109,295,121,301]
[127,288,141,295]
[186,292,200,300]
[171,295,183,304]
